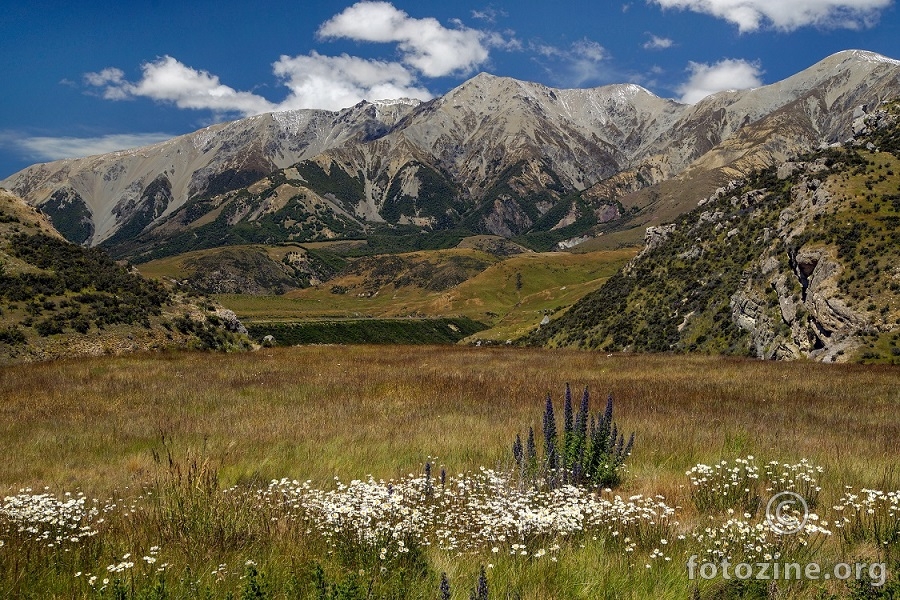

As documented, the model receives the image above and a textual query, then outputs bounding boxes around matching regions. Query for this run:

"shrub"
[0,325,26,345]
[172,314,253,351]
[34,317,65,337]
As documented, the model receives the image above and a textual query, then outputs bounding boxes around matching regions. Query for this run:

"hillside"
[526,102,900,363]
[136,243,349,295]
[3,51,899,264]
[0,190,251,363]
[210,246,636,342]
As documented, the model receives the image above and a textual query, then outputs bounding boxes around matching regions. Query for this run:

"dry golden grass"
[1,346,897,500]
[1,347,898,599]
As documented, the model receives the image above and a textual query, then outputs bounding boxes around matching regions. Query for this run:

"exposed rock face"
[730,290,779,359]
[627,223,676,267]
[2,51,899,259]
[216,309,248,335]
[483,197,534,237]
[730,244,867,361]
[1,100,419,246]
[643,224,676,252]
[726,141,884,361]
[528,100,900,362]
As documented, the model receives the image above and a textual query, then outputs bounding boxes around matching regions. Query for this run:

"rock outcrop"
[527,99,900,362]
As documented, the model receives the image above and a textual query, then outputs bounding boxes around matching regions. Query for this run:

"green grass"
[1,347,898,598]
[134,238,637,343]
[246,317,487,345]
[215,248,637,342]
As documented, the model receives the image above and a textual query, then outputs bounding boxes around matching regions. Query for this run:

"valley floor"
[1,346,898,598]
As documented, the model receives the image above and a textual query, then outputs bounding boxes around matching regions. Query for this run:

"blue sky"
[1,0,898,178]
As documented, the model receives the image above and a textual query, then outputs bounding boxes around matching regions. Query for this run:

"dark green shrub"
[0,325,26,345]
[34,317,64,336]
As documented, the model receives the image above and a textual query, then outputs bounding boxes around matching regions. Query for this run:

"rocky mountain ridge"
[3,50,900,261]
[525,101,900,363]
[0,100,420,247]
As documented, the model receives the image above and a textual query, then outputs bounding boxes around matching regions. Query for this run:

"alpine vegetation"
[3,452,899,597]
[832,488,900,555]
[687,456,826,514]
[512,384,634,489]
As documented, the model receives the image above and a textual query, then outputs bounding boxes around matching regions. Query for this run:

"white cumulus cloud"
[317,1,491,77]
[81,2,514,118]
[128,57,276,114]
[85,57,275,116]
[84,53,434,115]
[676,58,764,104]
[273,52,433,110]
[643,34,674,50]
[531,39,610,87]
[650,0,893,32]
[83,68,128,99]
[8,133,176,161]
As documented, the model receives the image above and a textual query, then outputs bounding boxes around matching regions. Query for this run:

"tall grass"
[0,346,898,598]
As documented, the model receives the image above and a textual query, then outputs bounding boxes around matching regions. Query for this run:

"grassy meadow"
[1,346,898,598]
[213,248,637,342]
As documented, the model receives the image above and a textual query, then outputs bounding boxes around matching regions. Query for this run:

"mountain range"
[526,101,900,363]
[3,50,900,263]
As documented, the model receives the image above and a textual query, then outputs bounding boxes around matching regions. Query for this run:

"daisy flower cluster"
[831,487,900,551]
[687,456,826,514]
[692,510,831,564]
[262,467,677,561]
[763,459,823,508]
[0,488,100,548]
[687,456,761,513]
[263,474,432,559]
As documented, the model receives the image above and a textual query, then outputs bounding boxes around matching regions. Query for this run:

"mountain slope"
[582,50,900,247]
[525,101,900,363]
[137,241,352,295]
[3,51,900,261]
[0,190,251,363]
[0,100,419,247]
